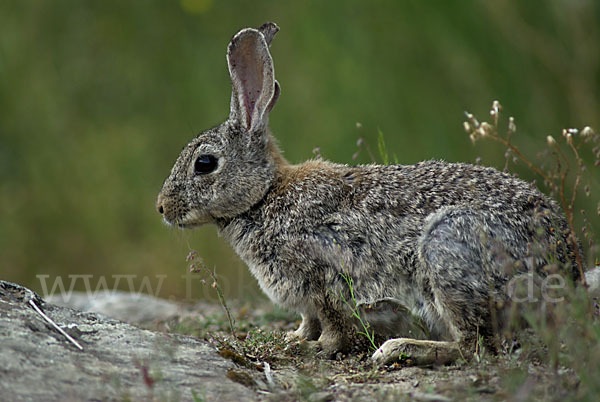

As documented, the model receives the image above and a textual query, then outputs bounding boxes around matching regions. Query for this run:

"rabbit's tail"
[584,266,600,298]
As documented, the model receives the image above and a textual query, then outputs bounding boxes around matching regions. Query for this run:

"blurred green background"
[1,0,598,302]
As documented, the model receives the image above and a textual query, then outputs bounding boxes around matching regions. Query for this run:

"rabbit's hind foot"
[371,338,461,366]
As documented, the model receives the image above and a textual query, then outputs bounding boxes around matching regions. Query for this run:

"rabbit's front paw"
[372,338,460,366]
[288,328,347,359]
[286,314,321,342]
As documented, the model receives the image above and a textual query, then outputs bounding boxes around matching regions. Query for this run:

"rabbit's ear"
[258,22,279,47]
[227,24,279,133]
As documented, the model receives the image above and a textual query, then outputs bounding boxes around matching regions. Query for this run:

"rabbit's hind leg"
[372,338,461,366]
[417,207,510,351]
[368,298,462,366]
[372,207,507,366]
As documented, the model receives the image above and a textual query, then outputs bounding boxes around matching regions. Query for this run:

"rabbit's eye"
[194,154,218,175]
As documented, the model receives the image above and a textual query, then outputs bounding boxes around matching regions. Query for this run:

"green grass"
[338,272,378,352]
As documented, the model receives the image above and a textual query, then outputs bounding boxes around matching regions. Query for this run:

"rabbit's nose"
[156,194,166,214]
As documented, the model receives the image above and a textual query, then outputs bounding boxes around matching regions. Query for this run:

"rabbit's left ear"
[227,23,280,133]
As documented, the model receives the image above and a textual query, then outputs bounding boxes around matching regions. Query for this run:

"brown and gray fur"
[157,23,586,363]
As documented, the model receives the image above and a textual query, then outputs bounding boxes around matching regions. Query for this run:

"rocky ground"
[1,280,596,401]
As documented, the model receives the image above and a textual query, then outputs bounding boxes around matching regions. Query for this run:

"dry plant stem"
[486,133,553,191]
[547,140,586,285]
[486,132,586,285]
[187,250,237,337]
[565,141,587,284]
[566,141,583,212]
[474,325,481,360]
[29,299,83,350]
[201,265,237,338]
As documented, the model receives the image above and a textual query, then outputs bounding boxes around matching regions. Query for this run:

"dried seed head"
[508,117,516,133]
[490,100,501,121]
[463,121,471,133]
[492,100,502,112]
[582,126,594,137]
[546,135,557,147]
[480,122,493,136]
[464,112,479,128]
[566,133,573,145]
[186,250,198,261]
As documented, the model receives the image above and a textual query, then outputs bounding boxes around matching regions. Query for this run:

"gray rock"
[0,280,255,401]
[47,290,181,324]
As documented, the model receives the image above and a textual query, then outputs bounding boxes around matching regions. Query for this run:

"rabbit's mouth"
[177,222,202,229]
[161,217,203,229]
[170,210,214,229]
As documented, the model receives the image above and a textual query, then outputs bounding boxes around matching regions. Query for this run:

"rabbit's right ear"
[227,23,280,133]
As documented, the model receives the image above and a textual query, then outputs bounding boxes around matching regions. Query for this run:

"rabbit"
[156,22,591,364]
